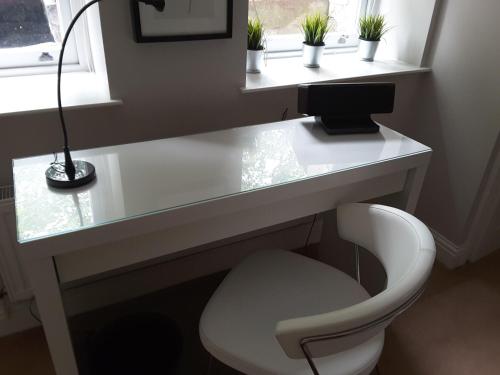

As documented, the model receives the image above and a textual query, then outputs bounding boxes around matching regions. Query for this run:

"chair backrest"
[275,203,436,359]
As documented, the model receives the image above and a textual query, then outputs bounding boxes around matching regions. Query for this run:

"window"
[249,0,369,53]
[0,0,90,73]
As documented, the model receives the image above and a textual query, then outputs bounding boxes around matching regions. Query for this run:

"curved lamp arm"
[58,0,165,180]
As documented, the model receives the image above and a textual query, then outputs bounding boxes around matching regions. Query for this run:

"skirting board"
[0,299,40,338]
[431,228,467,269]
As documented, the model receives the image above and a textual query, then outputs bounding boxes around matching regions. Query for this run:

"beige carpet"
[0,326,55,375]
[1,250,500,375]
[379,250,500,375]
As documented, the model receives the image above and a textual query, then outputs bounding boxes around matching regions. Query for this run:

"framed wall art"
[131,0,233,43]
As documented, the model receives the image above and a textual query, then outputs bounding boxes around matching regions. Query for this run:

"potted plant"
[301,13,331,68]
[358,15,389,61]
[247,18,265,74]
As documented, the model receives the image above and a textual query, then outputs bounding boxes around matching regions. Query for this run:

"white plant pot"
[302,43,325,68]
[358,39,380,61]
[246,49,264,74]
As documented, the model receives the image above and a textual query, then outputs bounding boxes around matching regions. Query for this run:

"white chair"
[199,204,436,375]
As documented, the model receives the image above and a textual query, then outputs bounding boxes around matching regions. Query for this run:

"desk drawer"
[55,170,407,285]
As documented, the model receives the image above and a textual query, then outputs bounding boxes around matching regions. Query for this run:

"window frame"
[0,0,93,76]
[253,0,370,54]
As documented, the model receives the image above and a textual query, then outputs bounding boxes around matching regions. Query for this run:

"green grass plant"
[359,15,389,41]
[301,13,331,46]
[248,18,265,50]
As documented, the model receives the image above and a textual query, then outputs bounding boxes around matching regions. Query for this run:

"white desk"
[13,117,431,375]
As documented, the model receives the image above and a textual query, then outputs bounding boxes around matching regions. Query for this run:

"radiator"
[0,186,32,302]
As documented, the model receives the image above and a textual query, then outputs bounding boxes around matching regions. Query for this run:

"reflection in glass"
[15,162,94,240]
[14,153,125,242]
[242,128,306,190]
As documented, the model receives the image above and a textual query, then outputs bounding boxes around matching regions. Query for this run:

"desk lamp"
[46,0,166,188]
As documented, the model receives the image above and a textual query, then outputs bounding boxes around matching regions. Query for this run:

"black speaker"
[297,83,396,135]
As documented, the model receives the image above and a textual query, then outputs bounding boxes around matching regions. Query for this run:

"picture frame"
[131,0,233,43]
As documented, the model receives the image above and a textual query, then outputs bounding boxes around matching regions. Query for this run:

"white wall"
[410,0,500,249]
[468,137,500,261]
[377,0,438,66]
[482,202,500,255]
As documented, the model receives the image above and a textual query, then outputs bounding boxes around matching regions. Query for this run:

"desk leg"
[24,257,79,375]
[402,164,429,214]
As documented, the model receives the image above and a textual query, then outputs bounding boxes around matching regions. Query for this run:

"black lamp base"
[46,160,96,189]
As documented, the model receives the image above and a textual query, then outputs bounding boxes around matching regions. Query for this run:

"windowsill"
[0,72,122,118]
[243,53,432,93]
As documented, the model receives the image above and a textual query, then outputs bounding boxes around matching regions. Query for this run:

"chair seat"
[200,250,384,375]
